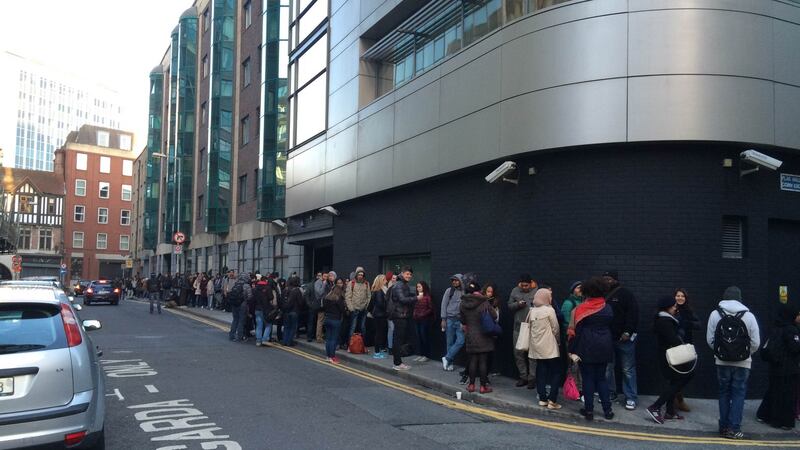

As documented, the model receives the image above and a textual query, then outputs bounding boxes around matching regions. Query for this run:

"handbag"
[563,373,580,401]
[514,310,531,352]
[666,343,697,374]
[480,307,502,336]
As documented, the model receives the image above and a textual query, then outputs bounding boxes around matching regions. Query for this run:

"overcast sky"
[0,0,191,156]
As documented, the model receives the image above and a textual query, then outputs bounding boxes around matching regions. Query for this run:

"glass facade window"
[97,233,107,250]
[17,228,31,249]
[294,73,326,145]
[121,209,131,226]
[197,195,204,219]
[98,207,108,224]
[122,184,132,201]
[38,229,52,250]
[241,115,250,145]
[144,69,164,251]
[242,58,251,87]
[296,0,326,46]
[99,182,110,198]
[75,179,86,196]
[74,205,85,222]
[73,231,84,248]
[238,174,247,204]
[244,0,252,28]
[120,235,130,251]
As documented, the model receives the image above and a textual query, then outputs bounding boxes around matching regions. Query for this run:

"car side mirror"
[82,320,102,331]
[73,304,83,311]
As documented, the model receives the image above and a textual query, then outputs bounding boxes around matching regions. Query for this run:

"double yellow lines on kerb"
[167,307,800,447]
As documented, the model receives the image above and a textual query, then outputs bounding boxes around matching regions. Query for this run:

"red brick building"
[56,125,135,283]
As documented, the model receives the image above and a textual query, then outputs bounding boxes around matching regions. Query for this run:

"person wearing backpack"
[228,273,253,342]
[459,281,497,393]
[252,276,276,346]
[706,286,761,440]
[757,303,800,430]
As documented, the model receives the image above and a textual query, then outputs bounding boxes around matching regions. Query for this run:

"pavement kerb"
[160,304,800,443]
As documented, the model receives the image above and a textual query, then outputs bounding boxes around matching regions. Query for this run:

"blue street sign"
[60,268,67,275]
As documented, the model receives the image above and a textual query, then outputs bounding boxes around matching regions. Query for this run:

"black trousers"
[374,317,388,352]
[651,371,693,415]
[468,352,490,385]
[758,374,798,429]
[393,318,410,365]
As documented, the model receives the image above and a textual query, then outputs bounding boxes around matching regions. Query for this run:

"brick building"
[56,125,135,283]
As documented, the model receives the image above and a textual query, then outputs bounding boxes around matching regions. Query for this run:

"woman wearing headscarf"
[568,276,614,421]
[757,303,800,430]
[527,288,561,409]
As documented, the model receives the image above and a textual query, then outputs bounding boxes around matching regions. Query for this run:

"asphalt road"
[79,298,794,450]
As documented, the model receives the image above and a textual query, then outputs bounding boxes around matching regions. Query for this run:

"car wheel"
[86,427,105,449]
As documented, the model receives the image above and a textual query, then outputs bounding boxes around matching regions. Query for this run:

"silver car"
[0,286,105,449]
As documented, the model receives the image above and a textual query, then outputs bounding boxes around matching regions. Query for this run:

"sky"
[0,0,191,156]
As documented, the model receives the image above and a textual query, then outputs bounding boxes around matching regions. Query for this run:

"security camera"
[271,219,286,228]
[318,206,339,216]
[740,150,783,171]
[485,161,517,184]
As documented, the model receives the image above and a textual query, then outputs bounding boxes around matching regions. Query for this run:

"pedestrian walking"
[508,274,537,387]
[568,276,615,421]
[282,276,303,346]
[757,303,800,430]
[706,286,761,439]
[440,274,465,372]
[252,276,276,346]
[369,274,389,358]
[323,277,346,363]
[228,273,252,342]
[413,281,434,362]
[391,266,417,371]
[645,296,696,424]
[603,270,639,410]
[345,267,370,345]
[146,272,161,314]
[459,280,497,394]
[527,288,562,409]
[674,288,700,412]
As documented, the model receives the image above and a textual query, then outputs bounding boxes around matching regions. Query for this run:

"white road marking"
[145,384,159,393]
[105,388,124,401]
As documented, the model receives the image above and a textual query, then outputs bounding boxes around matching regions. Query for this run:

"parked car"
[83,281,120,306]
[73,280,90,297]
[0,285,105,449]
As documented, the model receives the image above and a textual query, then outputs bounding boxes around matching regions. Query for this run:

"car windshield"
[0,303,66,354]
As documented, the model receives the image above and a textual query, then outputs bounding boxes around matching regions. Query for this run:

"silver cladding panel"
[287,0,800,216]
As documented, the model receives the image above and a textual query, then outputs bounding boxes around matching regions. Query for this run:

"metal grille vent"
[722,216,744,259]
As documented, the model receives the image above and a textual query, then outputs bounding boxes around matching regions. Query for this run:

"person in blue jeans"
[323,278,346,363]
[281,276,303,346]
[603,270,639,410]
[440,274,464,371]
[227,273,251,341]
[706,286,760,440]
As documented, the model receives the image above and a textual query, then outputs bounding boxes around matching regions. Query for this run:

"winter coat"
[653,312,694,378]
[206,279,215,297]
[413,294,434,321]
[560,294,583,328]
[508,286,536,337]
[345,280,371,312]
[676,305,701,344]
[323,290,346,321]
[527,305,560,360]
[569,304,614,364]
[762,305,800,377]
[390,279,417,320]
[312,279,329,310]
[252,280,275,312]
[440,274,464,320]
[369,289,388,319]
[194,277,203,296]
[706,300,761,369]
[282,278,303,314]
[606,285,638,340]
[459,294,497,354]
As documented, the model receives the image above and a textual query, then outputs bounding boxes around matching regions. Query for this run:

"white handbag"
[666,343,697,374]
[514,310,531,352]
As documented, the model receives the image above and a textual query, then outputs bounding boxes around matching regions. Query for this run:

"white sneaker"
[393,363,411,371]
[442,357,450,370]
[625,400,636,410]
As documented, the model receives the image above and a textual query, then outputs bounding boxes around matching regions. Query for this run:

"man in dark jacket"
[282,277,303,346]
[146,273,161,314]
[603,270,639,410]
[391,266,417,371]
[161,272,174,303]
[228,273,253,341]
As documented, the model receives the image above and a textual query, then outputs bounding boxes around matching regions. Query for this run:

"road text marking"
[145,384,159,393]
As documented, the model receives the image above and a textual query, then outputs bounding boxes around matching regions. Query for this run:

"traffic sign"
[60,268,67,275]
[174,244,183,254]
[173,231,186,244]
[125,259,133,269]
[60,263,67,270]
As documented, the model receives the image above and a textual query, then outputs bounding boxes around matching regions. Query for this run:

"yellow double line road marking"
[167,307,800,447]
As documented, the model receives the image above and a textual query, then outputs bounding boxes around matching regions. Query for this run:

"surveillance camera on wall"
[740,150,783,171]
[271,219,287,228]
[485,161,517,184]
[318,206,339,216]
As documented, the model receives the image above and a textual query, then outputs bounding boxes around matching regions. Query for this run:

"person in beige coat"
[527,288,562,409]
[345,267,371,344]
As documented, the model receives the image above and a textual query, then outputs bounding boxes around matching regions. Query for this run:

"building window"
[203,55,209,78]
[19,195,34,213]
[237,241,247,273]
[199,148,206,173]
[244,0,252,28]
[252,238,262,271]
[201,102,208,125]
[242,58,251,87]
[197,195,204,219]
[119,235,130,251]
[99,182,110,198]
[241,115,250,146]
[218,244,228,273]
[722,216,746,259]
[100,156,111,174]
[74,205,85,222]
[76,153,88,170]
[238,174,247,204]
[121,184,132,201]
[289,27,328,148]
[273,236,287,278]
[38,228,52,250]
[47,198,56,215]
[17,228,31,250]
[203,7,210,32]
[75,179,86,196]
[73,231,84,249]
[98,207,109,224]
[122,160,133,176]
[120,209,131,226]
[120,134,132,150]
[97,130,110,147]
[97,233,108,250]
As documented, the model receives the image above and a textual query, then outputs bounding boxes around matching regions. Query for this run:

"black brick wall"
[325,142,800,398]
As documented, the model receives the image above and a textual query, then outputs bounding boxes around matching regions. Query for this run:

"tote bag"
[514,310,531,352]
[666,343,697,374]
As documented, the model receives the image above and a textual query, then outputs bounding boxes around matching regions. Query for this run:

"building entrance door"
[768,219,800,311]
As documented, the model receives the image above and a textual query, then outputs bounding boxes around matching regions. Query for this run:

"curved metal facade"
[286,0,800,216]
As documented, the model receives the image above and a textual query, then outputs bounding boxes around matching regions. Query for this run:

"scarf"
[567,297,606,339]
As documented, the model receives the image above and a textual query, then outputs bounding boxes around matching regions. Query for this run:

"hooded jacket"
[459,293,497,354]
[345,268,371,311]
[508,285,537,335]
[527,299,560,360]
[762,304,800,377]
[706,300,761,369]
[440,274,464,320]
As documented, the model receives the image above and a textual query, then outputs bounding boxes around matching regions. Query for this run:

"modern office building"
[134,1,301,278]
[57,125,136,283]
[0,166,66,279]
[0,51,124,171]
[284,0,800,396]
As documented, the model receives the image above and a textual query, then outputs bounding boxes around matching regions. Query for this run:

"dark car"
[73,280,90,296]
[84,280,121,306]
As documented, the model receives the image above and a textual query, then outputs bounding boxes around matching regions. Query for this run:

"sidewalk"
[162,302,798,439]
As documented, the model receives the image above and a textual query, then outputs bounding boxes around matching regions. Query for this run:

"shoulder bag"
[514,309,531,352]
[666,343,697,374]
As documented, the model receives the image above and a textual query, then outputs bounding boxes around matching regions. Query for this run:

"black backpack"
[713,308,751,361]
[228,281,245,307]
